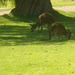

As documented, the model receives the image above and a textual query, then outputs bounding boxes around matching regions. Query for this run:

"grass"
[0,43,75,75]
[0,1,75,74]
[51,0,75,7]
[0,10,75,75]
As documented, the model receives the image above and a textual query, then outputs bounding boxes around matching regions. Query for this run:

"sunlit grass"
[0,10,75,75]
[0,41,75,75]
[51,0,75,7]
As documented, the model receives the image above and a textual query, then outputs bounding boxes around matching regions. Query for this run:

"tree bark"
[11,0,52,15]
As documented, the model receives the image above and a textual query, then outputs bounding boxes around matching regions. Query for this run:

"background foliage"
[0,0,15,7]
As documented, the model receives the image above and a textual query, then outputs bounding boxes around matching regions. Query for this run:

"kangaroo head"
[67,30,72,40]
[30,24,36,32]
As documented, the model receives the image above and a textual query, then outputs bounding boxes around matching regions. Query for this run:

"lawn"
[0,10,75,75]
[51,0,75,7]
[0,1,75,75]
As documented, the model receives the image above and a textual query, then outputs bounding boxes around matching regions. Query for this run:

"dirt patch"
[0,10,11,15]
[53,5,75,11]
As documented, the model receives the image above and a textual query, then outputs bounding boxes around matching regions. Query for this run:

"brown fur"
[30,13,55,33]
[49,22,72,40]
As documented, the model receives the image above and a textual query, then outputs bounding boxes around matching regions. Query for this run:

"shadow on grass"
[1,9,75,26]
[1,13,39,23]
[1,9,75,28]
[0,9,75,46]
[50,9,75,22]
[0,25,74,46]
[50,10,75,29]
[0,25,33,46]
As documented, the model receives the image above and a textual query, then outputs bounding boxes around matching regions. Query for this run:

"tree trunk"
[11,0,52,15]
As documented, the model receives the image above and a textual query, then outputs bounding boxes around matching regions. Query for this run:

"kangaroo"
[30,13,55,34]
[49,22,72,40]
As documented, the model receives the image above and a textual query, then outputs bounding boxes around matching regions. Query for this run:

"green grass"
[0,10,75,75]
[51,0,75,7]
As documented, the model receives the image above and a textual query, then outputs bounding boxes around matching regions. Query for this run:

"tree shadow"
[0,9,75,46]
[0,25,49,46]
[0,25,70,46]
[50,9,75,23]
[0,25,74,46]
[1,13,39,23]
[1,9,75,25]
[0,25,29,46]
